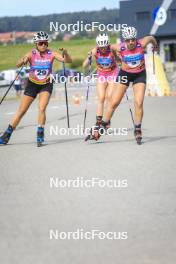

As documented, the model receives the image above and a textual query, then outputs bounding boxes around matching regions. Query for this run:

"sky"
[0,0,120,17]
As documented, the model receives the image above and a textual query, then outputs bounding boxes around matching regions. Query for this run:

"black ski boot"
[85,119,110,141]
[134,127,142,145]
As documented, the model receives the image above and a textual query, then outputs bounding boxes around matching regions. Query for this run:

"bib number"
[35,69,49,80]
[127,60,141,68]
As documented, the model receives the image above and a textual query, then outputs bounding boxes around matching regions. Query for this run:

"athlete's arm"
[110,44,121,64]
[82,48,96,68]
[16,52,31,68]
[110,43,120,56]
[54,49,72,63]
[141,36,158,50]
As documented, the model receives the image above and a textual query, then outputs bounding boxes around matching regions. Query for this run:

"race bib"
[126,60,141,68]
[34,69,49,80]
[124,53,144,68]
[97,57,113,68]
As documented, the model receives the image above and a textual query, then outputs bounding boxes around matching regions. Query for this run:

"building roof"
[0,31,36,43]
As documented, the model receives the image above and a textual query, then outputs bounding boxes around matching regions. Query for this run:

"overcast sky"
[0,0,120,17]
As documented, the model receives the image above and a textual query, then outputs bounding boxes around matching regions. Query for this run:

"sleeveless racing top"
[29,49,55,84]
[95,46,117,72]
[120,39,145,73]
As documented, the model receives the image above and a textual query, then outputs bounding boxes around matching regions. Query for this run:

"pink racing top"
[95,46,117,73]
[29,49,55,84]
[120,39,145,73]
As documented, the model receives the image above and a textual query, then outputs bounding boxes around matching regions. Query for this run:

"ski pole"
[125,91,135,128]
[0,66,24,106]
[83,55,92,132]
[153,49,155,75]
[60,48,70,128]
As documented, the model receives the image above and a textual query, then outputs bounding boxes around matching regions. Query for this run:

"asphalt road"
[0,87,176,264]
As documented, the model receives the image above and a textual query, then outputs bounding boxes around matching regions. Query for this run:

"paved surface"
[0,86,176,264]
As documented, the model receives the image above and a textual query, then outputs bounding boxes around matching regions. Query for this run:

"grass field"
[0,37,117,72]
[0,39,91,71]
[0,38,116,72]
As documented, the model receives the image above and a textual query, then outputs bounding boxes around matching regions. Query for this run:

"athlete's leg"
[102,81,116,127]
[132,82,146,144]
[0,95,34,144]
[85,80,107,141]
[104,69,118,111]
[133,82,146,125]
[11,95,34,129]
[38,91,51,126]
[104,81,114,109]
[96,80,108,118]
[37,91,51,145]
[87,82,128,141]
[104,82,128,122]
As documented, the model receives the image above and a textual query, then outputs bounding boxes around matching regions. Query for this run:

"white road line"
[6,112,15,115]
[51,106,60,109]
[5,110,33,115]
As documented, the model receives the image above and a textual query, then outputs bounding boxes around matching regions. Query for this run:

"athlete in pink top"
[0,31,72,146]
[88,27,158,143]
[119,39,145,73]
[28,48,55,84]
[83,33,120,127]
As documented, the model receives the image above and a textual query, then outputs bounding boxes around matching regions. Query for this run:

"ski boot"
[0,125,13,145]
[134,126,142,145]
[85,119,110,141]
[37,126,44,147]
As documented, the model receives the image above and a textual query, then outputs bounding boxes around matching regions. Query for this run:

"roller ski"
[0,125,13,145]
[85,126,101,141]
[85,125,103,141]
[85,118,110,142]
[84,128,93,141]
[37,126,44,147]
[85,116,101,141]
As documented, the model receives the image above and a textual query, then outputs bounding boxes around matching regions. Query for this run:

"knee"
[38,105,47,113]
[134,100,143,110]
[98,96,105,104]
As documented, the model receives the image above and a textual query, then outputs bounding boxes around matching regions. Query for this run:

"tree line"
[0,8,119,33]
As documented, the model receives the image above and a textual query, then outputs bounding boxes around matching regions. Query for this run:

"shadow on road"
[86,135,176,145]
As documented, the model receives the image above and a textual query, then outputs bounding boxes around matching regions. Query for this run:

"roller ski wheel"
[37,141,44,147]
[85,128,97,141]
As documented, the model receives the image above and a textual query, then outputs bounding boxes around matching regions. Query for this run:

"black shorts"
[117,69,146,86]
[24,80,53,99]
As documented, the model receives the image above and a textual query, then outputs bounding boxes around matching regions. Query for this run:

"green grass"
[0,39,95,72]
[0,37,117,72]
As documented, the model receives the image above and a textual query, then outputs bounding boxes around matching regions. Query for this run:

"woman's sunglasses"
[37,41,48,46]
